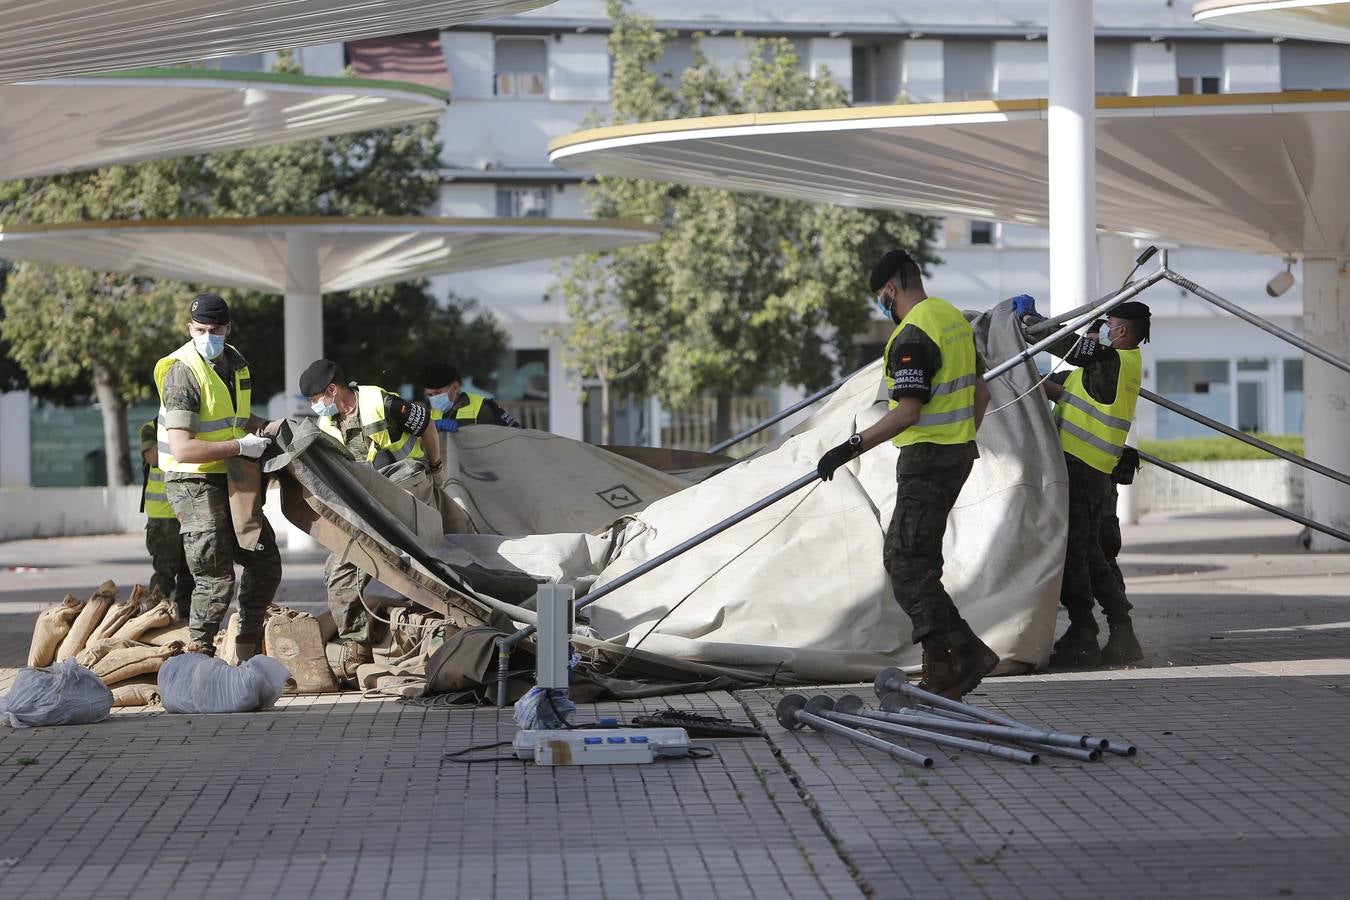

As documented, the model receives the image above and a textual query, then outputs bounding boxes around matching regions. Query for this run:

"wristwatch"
[848,433,863,452]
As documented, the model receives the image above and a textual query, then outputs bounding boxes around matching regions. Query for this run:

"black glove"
[816,439,860,481]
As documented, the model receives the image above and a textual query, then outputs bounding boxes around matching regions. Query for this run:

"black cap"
[869,249,913,293]
[189,292,230,325]
[299,359,339,397]
[421,362,460,390]
[1111,301,1151,320]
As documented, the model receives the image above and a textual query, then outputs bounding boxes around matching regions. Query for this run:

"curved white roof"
[0,69,446,181]
[549,92,1350,257]
[0,216,660,292]
[1193,1,1350,43]
[0,0,555,83]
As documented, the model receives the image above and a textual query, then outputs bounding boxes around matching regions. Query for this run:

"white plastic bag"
[158,654,293,714]
[0,659,113,728]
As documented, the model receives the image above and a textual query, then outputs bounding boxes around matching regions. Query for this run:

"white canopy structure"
[548,91,1350,549]
[0,0,556,83]
[1193,0,1350,43]
[0,69,446,181]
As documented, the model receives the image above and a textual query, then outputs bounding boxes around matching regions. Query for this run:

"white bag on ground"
[158,654,293,714]
[0,659,114,728]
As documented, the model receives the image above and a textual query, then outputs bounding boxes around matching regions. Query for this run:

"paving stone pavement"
[1,511,1348,898]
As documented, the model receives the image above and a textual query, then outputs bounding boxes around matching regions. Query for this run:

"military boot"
[234,637,261,663]
[1101,618,1144,665]
[336,640,374,684]
[947,620,1000,698]
[917,638,961,699]
[1048,626,1102,669]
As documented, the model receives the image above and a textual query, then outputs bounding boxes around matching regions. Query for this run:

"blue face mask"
[194,332,225,360]
[873,295,890,319]
[428,392,453,413]
[1099,325,1113,347]
[311,393,337,417]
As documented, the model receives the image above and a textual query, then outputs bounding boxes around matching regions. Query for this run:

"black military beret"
[869,249,912,293]
[420,362,461,390]
[299,359,339,397]
[189,292,230,325]
[1111,301,1151,320]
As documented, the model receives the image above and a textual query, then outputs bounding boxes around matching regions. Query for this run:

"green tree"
[558,0,938,442]
[0,60,507,485]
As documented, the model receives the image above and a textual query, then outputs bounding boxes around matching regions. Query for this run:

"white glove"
[236,433,271,460]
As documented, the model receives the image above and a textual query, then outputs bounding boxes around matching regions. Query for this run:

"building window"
[1280,42,1350,90]
[494,37,548,97]
[851,41,900,103]
[1176,43,1222,94]
[1283,358,1303,434]
[970,220,995,245]
[496,187,551,218]
[1157,359,1231,438]
[1095,42,1130,96]
[943,41,993,101]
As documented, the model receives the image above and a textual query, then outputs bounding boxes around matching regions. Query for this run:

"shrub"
[1139,433,1303,462]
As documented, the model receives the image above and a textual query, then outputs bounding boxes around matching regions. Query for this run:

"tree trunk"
[714,388,734,444]
[600,377,612,445]
[92,359,132,487]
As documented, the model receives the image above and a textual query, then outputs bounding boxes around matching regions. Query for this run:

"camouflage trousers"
[145,516,195,619]
[165,475,282,646]
[1060,456,1132,634]
[884,458,974,644]
[326,459,431,644]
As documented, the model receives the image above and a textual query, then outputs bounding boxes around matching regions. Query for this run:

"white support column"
[0,390,32,487]
[1048,0,1097,318]
[646,395,663,448]
[547,334,584,440]
[1301,258,1350,551]
[282,231,323,552]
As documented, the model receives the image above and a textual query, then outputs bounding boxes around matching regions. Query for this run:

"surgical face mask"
[428,392,453,413]
[311,392,337,417]
[194,332,225,360]
[1099,326,1114,347]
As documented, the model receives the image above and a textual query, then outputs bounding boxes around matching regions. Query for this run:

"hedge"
[1138,433,1303,463]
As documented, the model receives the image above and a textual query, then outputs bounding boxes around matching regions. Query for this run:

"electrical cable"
[442,740,519,764]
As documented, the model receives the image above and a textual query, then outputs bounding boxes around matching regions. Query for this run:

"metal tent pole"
[1139,451,1350,544]
[707,363,872,455]
[1163,269,1350,375]
[1141,388,1350,487]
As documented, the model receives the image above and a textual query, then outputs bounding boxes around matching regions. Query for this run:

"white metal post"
[283,232,323,553]
[1048,0,1097,318]
[1301,258,1350,550]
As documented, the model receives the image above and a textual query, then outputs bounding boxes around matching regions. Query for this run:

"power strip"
[513,728,691,766]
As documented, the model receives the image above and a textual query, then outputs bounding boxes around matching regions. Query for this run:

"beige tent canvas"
[269,303,1067,688]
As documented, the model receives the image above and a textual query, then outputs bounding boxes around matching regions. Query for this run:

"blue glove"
[1010,294,1038,317]
[435,417,460,433]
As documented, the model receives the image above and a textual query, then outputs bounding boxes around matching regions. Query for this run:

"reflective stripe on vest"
[1054,347,1142,474]
[153,341,251,475]
[317,385,424,465]
[884,296,978,448]
[144,466,174,519]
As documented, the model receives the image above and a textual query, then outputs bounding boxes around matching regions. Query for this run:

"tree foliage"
[0,56,506,484]
[558,0,938,440]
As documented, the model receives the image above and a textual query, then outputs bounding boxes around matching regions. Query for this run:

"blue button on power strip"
[631,736,649,744]
[583,737,602,745]
[606,736,626,744]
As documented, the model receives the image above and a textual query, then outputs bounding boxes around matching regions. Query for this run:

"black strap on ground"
[1139,450,1350,544]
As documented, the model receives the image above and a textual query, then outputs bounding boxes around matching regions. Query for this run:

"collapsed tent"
[265,301,1068,695]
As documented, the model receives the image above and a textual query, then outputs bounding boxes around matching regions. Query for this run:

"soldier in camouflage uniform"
[155,294,281,658]
[140,420,194,618]
[817,250,997,699]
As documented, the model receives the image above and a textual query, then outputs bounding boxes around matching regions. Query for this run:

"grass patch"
[1139,433,1302,463]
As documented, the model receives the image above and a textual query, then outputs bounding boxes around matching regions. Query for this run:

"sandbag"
[28,595,83,667]
[111,680,162,708]
[75,637,145,668]
[89,586,142,644]
[158,654,293,714]
[0,659,113,728]
[264,607,339,694]
[140,623,191,647]
[91,642,183,686]
[111,598,176,642]
[55,581,118,662]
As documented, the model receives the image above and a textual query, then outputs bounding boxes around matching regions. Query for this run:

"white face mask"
[194,332,225,360]
[1099,325,1114,347]
[428,392,453,413]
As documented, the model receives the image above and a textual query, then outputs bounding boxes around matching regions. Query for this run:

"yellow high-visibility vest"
[1054,348,1142,474]
[153,342,251,475]
[138,420,174,519]
[884,296,978,448]
[430,391,487,425]
[318,384,425,466]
